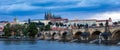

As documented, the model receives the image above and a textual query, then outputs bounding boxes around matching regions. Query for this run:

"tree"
[3,23,11,37]
[113,22,118,26]
[74,23,76,27]
[99,23,104,27]
[77,24,80,29]
[28,22,38,38]
[48,22,53,25]
[92,23,96,26]
[44,24,51,31]
[55,23,59,26]
[11,24,22,36]
[84,24,88,28]
[59,23,64,26]
[21,25,28,37]
[79,24,84,28]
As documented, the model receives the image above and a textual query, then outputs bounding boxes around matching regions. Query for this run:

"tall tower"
[44,12,53,20]
[45,12,47,20]
[28,18,31,24]
[14,17,18,22]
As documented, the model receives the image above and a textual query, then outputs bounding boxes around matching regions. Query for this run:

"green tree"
[21,24,28,37]
[92,23,96,26]
[3,23,11,37]
[74,23,76,27]
[55,23,59,26]
[11,24,24,36]
[44,24,51,31]
[113,22,118,26]
[37,21,45,31]
[48,22,53,25]
[99,23,104,27]
[28,22,38,38]
[59,23,64,26]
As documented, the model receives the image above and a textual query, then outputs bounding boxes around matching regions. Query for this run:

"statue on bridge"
[101,20,111,40]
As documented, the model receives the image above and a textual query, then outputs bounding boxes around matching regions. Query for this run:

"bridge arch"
[62,32,68,37]
[91,31,101,40]
[73,31,82,40]
[112,29,120,41]
[51,32,57,40]
[60,31,69,41]
[37,32,42,37]
[45,32,51,37]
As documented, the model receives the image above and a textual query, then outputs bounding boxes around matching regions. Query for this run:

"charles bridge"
[38,26,120,41]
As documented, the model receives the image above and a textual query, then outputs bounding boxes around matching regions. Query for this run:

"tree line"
[3,21,51,38]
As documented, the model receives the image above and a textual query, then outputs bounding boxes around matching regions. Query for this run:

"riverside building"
[66,18,112,27]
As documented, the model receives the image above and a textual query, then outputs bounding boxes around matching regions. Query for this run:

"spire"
[28,18,31,24]
[45,12,47,20]
[44,11,52,20]
[14,16,18,22]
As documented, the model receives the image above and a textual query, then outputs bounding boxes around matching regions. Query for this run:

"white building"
[67,18,112,27]
[96,18,112,26]
[67,19,96,26]
[31,19,50,25]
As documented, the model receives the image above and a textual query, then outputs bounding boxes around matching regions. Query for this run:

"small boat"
[89,39,98,44]
[70,39,78,42]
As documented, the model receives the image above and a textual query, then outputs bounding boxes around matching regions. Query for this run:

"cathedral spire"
[44,12,52,20]
[14,16,18,22]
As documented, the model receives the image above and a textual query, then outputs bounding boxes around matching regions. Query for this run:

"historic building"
[96,18,112,26]
[31,19,50,25]
[44,12,68,30]
[10,17,19,25]
[44,12,61,20]
[66,18,112,27]
[67,19,96,26]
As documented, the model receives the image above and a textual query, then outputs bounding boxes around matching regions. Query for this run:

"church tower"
[44,12,53,20]
[14,17,18,22]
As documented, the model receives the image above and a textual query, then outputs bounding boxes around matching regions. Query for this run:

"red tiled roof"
[50,18,68,21]
[96,20,111,22]
[70,19,96,22]
[70,19,112,22]
[70,26,78,29]
[96,20,106,22]
[51,27,68,31]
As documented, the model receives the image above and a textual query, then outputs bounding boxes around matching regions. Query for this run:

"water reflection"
[3,40,37,45]
[0,40,120,50]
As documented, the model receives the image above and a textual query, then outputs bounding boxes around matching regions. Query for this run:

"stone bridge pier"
[39,26,120,41]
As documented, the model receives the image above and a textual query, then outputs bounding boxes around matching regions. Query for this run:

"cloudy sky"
[0,0,120,21]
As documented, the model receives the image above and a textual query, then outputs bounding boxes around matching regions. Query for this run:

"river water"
[0,40,120,50]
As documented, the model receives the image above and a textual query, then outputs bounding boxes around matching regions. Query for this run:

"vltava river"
[0,40,120,50]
